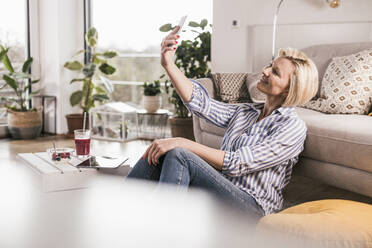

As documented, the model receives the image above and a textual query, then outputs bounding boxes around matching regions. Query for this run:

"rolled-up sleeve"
[183,79,239,128]
[222,118,307,177]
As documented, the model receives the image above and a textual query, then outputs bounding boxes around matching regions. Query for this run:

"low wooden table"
[18,152,131,192]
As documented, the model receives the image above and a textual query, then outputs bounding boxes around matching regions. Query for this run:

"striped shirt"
[184,80,307,215]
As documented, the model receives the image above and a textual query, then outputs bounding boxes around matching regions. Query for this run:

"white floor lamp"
[271,0,284,62]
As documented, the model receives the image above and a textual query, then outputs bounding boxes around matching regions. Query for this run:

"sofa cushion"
[256,200,372,248]
[199,118,226,137]
[211,73,251,103]
[302,49,372,114]
[301,42,372,98]
[296,107,372,173]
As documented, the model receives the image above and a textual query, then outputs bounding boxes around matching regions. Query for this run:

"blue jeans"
[127,147,264,222]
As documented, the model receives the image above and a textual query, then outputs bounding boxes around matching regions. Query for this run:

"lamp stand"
[272,0,284,62]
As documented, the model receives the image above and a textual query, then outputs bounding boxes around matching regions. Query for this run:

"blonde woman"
[128,26,319,222]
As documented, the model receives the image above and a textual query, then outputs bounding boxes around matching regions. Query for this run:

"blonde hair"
[278,47,319,106]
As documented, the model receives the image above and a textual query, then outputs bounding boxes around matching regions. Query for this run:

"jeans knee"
[165,147,186,157]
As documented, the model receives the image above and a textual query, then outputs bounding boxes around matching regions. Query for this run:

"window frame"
[84,0,92,65]
[26,0,32,107]
[84,0,161,83]
[0,0,32,108]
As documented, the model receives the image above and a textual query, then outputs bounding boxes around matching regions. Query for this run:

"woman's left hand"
[142,138,183,166]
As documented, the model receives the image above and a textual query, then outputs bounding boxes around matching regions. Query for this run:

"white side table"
[137,109,170,140]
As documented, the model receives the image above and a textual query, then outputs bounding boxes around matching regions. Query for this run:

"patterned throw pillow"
[212,73,251,103]
[246,72,266,103]
[302,49,372,114]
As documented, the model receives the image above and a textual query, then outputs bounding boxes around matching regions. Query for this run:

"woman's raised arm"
[161,26,193,102]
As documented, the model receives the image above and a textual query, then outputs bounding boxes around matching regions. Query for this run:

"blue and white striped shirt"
[184,80,307,215]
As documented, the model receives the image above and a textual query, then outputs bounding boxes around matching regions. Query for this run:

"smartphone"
[69,155,129,169]
[176,15,188,34]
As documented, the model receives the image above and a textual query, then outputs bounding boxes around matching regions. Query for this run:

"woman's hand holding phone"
[160,26,180,68]
[160,15,194,103]
[161,15,187,68]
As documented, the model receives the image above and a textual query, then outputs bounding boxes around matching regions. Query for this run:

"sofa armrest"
[194,78,216,99]
[192,77,219,144]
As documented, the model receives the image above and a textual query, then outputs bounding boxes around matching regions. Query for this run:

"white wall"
[212,0,372,73]
[30,0,84,134]
[30,0,372,134]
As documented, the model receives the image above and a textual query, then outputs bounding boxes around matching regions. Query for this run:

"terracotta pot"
[168,116,195,141]
[65,113,89,137]
[7,108,42,139]
[143,95,161,113]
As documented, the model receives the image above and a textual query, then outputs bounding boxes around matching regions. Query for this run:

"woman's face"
[257,57,295,99]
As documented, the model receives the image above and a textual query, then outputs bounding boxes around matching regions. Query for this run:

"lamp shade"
[327,0,340,8]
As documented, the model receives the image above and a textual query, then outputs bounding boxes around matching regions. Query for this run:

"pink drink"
[74,129,91,157]
[75,138,91,155]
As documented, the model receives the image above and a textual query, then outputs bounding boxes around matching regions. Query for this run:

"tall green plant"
[64,27,117,113]
[160,19,212,118]
[0,46,39,111]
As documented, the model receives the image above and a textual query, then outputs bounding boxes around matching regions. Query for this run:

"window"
[90,0,213,109]
[0,0,28,116]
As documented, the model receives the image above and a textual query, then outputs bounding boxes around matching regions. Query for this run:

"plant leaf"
[99,75,114,93]
[12,72,32,79]
[81,78,95,112]
[25,90,41,101]
[3,75,18,91]
[23,79,40,92]
[102,50,118,58]
[70,78,84,84]
[70,90,83,106]
[2,52,14,73]
[0,47,9,61]
[188,21,200,27]
[95,85,106,94]
[74,49,86,56]
[22,57,33,73]
[93,55,106,64]
[99,63,116,75]
[0,96,18,103]
[82,63,96,77]
[64,61,83,71]
[4,104,22,111]
[85,27,98,48]
[29,89,41,97]
[200,19,208,29]
[159,23,173,32]
[92,94,109,102]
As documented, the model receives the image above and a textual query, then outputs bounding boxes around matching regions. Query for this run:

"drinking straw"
[83,112,86,132]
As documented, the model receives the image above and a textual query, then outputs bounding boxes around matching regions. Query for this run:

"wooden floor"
[2,135,371,208]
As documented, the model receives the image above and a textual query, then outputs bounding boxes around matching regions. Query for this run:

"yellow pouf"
[256,200,372,248]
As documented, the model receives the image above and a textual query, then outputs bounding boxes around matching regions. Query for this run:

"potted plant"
[64,27,117,136]
[160,19,212,140]
[142,80,161,113]
[0,46,41,139]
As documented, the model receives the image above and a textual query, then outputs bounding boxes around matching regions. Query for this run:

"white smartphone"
[176,15,188,34]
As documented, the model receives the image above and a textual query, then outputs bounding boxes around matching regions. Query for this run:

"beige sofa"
[193,42,372,198]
